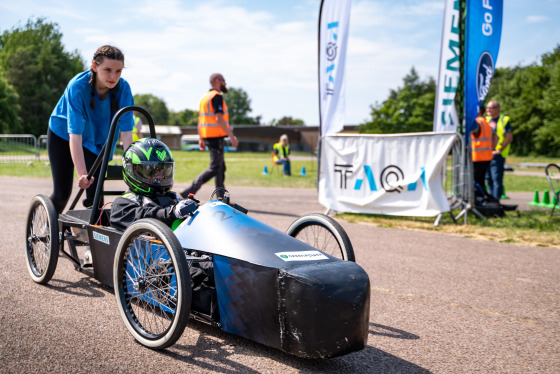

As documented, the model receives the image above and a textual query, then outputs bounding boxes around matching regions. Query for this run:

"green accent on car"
[171,219,183,231]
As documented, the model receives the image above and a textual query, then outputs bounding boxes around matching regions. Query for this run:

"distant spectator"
[273,134,291,176]
[471,105,498,192]
[485,100,513,200]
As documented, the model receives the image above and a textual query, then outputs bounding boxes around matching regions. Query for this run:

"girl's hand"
[78,175,94,190]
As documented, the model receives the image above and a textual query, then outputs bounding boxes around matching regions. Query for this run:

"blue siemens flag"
[464,0,503,135]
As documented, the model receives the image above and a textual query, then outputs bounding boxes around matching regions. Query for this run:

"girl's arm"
[121,130,133,151]
[69,134,94,190]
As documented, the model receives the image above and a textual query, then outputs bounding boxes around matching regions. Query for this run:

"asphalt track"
[0,176,558,373]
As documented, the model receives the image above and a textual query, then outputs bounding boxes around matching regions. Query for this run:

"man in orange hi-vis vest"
[181,73,238,198]
[471,105,498,192]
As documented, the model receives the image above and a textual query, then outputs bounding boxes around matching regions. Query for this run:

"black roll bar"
[67,106,156,224]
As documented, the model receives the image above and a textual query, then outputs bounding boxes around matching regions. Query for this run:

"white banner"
[319,0,352,136]
[433,0,460,132]
[318,133,457,216]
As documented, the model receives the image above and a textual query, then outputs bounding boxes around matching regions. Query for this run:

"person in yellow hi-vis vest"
[273,134,291,176]
[132,112,142,142]
[180,73,238,198]
[485,100,513,200]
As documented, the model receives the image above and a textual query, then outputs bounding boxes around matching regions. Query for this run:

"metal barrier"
[0,134,49,166]
[37,135,49,165]
[447,135,466,210]
[435,133,468,226]
[0,134,38,165]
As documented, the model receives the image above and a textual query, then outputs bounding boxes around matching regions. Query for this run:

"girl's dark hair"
[89,45,125,111]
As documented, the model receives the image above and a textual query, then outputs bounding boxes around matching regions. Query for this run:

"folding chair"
[270,152,283,174]
[545,163,560,217]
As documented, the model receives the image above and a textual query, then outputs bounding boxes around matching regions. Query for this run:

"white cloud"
[61,0,446,124]
[15,0,560,125]
[0,0,448,124]
[70,1,320,124]
[526,15,550,23]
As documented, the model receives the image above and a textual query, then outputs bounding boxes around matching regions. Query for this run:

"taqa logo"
[334,163,428,193]
[477,51,494,102]
[326,42,337,61]
[380,165,405,193]
[324,21,339,96]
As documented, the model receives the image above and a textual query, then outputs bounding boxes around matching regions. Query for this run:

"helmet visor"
[132,162,174,185]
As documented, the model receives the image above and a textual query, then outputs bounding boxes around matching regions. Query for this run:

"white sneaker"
[83,247,92,265]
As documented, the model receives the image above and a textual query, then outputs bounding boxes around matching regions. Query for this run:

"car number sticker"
[275,251,329,261]
[93,231,110,245]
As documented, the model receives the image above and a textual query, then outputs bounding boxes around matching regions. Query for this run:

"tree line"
[360,45,560,157]
[133,88,305,127]
[0,18,305,137]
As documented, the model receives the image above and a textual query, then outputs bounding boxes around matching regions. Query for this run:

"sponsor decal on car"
[275,251,329,262]
[93,231,110,245]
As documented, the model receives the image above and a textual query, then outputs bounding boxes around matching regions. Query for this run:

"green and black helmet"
[122,138,174,196]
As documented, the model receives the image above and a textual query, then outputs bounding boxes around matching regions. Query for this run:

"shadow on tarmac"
[369,322,420,340]
[45,277,107,298]
[156,320,431,373]
[248,209,300,218]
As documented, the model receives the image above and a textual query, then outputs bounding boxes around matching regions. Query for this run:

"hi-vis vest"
[132,116,141,142]
[198,90,229,138]
[486,114,511,158]
[273,142,290,163]
[471,117,493,162]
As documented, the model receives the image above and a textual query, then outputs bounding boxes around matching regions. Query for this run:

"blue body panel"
[174,201,370,358]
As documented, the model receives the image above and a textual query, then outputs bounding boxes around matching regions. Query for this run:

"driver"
[110,138,198,232]
[110,138,217,318]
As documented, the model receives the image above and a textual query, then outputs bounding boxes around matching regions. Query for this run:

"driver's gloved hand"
[172,198,198,219]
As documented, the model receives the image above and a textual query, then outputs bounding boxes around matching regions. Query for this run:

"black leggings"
[47,128,101,214]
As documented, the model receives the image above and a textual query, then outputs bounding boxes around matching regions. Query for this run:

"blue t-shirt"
[49,70,134,155]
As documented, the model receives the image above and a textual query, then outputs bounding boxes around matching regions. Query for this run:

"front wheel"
[25,194,59,284]
[113,219,191,350]
[286,213,355,262]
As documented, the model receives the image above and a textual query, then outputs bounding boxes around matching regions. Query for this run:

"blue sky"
[1,0,559,125]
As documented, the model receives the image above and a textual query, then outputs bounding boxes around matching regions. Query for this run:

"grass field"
[341,209,560,248]
[0,150,319,188]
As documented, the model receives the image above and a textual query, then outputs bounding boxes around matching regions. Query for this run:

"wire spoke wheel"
[114,219,190,349]
[286,213,355,262]
[25,195,59,284]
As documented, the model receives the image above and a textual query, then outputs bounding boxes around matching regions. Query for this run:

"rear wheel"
[114,219,191,350]
[25,194,59,284]
[286,213,355,262]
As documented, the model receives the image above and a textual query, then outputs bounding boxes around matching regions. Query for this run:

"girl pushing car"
[47,45,135,214]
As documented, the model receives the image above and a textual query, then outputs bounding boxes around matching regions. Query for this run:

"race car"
[24,106,370,359]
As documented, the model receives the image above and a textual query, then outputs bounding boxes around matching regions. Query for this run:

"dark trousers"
[486,154,505,200]
[47,128,100,214]
[473,160,491,192]
[182,137,225,196]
